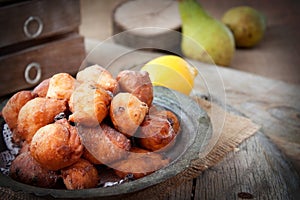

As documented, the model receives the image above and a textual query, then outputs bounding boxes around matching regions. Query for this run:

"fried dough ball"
[10,152,59,188]
[69,82,112,127]
[18,140,30,155]
[112,147,169,179]
[78,124,131,165]
[82,148,102,165]
[46,73,76,101]
[30,119,83,170]
[76,64,118,93]
[61,158,99,190]
[151,109,180,134]
[110,93,148,137]
[32,78,50,97]
[2,91,34,132]
[136,110,180,151]
[16,97,67,142]
[117,70,153,106]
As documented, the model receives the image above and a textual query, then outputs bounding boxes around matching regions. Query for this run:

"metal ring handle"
[24,62,42,85]
[23,16,43,38]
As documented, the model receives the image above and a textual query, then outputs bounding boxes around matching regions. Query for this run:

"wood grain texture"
[0,0,81,49]
[191,64,300,173]
[0,33,85,96]
[194,132,300,200]
[112,0,181,51]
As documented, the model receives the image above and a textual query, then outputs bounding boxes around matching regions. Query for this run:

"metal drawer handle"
[23,16,43,38]
[24,62,41,85]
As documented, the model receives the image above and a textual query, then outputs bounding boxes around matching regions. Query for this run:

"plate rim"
[0,86,212,198]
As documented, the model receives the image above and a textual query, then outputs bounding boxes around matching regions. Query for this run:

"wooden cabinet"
[0,0,85,96]
[0,34,85,96]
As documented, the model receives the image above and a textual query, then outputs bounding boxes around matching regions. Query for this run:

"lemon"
[141,55,198,95]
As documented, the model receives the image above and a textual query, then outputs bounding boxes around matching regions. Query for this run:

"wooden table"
[84,39,300,199]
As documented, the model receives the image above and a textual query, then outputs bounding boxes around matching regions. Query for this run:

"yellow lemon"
[141,55,198,95]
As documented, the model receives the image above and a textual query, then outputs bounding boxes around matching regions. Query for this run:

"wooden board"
[112,0,181,51]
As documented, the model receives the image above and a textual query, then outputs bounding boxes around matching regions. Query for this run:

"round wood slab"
[112,0,182,52]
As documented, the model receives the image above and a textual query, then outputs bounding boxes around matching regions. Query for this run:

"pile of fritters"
[1,64,180,190]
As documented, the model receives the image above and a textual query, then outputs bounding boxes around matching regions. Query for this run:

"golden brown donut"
[16,97,67,142]
[78,124,131,165]
[110,92,148,137]
[112,147,169,179]
[69,81,112,127]
[32,78,50,97]
[18,140,30,155]
[2,91,34,132]
[76,64,118,94]
[151,110,180,134]
[46,73,76,101]
[82,148,102,165]
[61,158,99,190]
[117,70,153,106]
[9,151,59,188]
[136,110,179,151]
[30,119,83,170]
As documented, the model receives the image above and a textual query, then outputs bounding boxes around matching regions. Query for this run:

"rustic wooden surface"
[196,64,300,173]
[167,132,299,200]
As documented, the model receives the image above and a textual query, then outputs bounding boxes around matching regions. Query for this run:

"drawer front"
[0,34,85,96]
[0,0,80,49]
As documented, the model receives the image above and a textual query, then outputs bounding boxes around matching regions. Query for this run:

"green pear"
[178,0,235,66]
[222,6,266,48]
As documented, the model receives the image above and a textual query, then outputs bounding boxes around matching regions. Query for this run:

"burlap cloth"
[0,97,260,200]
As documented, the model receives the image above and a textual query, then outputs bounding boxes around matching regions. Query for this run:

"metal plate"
[0,86,212,199]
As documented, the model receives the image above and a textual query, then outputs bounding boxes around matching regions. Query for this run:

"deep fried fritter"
[112,147,169,179]
[76,64,118,93]
[16,97,67,142]
[69,82,112,127]
[82,147,102,165]
[2,91,34,132]
[78,124,131,165]
[61,158,99,190]
[9,152,59,188]
[136,110,179,151]
[32,78,50,97]
[46,73,75,100]
[18,140,30,155]
[117,70,153,106]
[149,109,180,134]
[30,119,83,170]
[162,110,180,134]
[110,93,148,137]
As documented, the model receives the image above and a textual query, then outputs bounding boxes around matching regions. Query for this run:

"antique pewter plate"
[0,86,212,199]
